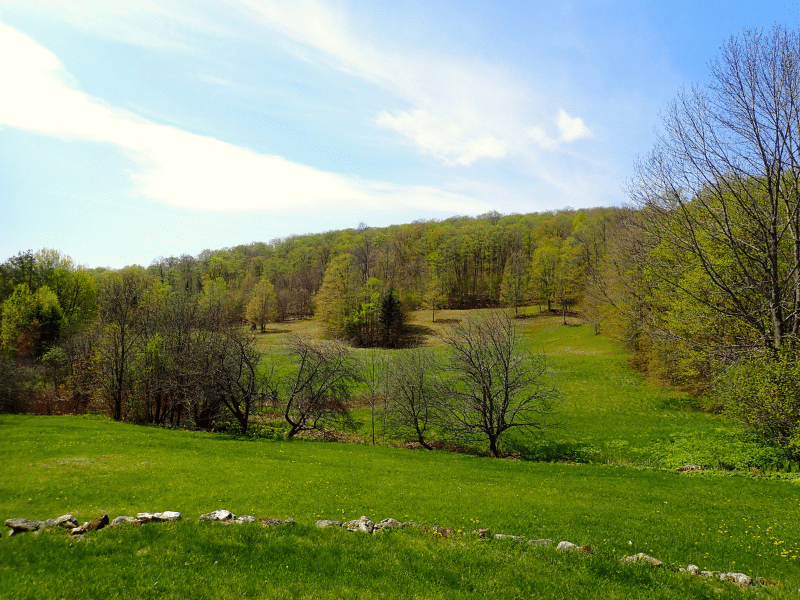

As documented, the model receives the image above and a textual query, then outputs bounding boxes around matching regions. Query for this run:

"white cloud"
[375,109,507,166]
[528,109,593,150]
[234,0,592,168]
[0,20,490,215]
[556,109,591,141]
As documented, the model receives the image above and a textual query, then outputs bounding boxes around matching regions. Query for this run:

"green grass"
[287,310,781,471]
[2,310,799,598]
[510,314,779,470]
[2,520,776,599]
[1,414,799,597]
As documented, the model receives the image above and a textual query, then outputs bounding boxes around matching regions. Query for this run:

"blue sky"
[0,0,791,268]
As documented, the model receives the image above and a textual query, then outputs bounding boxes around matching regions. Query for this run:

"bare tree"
[385,347,440,449]
[362,346,386,445]
[629,25,800,354]
[97,268,153,421]
[438,311,558,457]
[270,337,360,438]
[206,327,266,435]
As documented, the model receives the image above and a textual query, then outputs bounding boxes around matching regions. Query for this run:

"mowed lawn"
[1,311,799,598]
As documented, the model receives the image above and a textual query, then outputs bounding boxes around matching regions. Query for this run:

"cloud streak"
[0,20,490,215]
[235,0,593,168]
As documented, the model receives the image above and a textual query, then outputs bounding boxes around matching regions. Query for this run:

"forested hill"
[138,207,614,323]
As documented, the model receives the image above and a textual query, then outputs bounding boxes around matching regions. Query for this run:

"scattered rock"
[71,514,109,536]
[557,541,579,552]
[44,514,79,529]
[315,519,342,528]
[494,533,525,541]
[373,518,401,532]
[677,465,703,473]
[111,516,142,526]
[5,518,46,536]
[199,510,235,523]
[234,515,256,524]
[137,511,181,523]
[621,553,663,567]
[2,507,779,591]
[260,518,296,527]
[720,572,752,587]
[343,516,374,533]
[430,525,453,538]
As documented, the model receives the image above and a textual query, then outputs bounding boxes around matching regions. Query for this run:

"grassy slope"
[1,312,799,598]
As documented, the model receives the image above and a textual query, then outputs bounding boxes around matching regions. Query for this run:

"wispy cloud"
[0,20,490,215]
[375,109,507,166]
[235,0,593,168]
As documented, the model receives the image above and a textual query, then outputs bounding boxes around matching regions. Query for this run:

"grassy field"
[2,311,799,598]
[259,309,781,471]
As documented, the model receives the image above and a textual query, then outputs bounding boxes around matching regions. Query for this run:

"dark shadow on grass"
[402,323,436,346]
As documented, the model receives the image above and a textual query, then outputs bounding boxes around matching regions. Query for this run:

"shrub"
[717,352,800,460]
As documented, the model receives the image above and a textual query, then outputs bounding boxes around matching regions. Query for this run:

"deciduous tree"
[438,311,558,457]
[629,25,800,355]
[270,337,360,438]
[385,347,440,449]
[246,277,277,332]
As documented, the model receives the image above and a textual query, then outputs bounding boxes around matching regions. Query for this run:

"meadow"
[1,312,798,598]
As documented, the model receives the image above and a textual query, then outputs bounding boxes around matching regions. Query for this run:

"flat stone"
[234,515,257,524]
[621,553,663,567]
[315,520,342,528]
[686,564,700,575]
[5,518,46,535]
[401,521,419,528]
[527,538,553,546]
[199,510,235,522]
[260,518,296,527]
[557,541,579,552]
[494,533,525,541]
[700,570,721,579]
[137,511,182,523]
[155,511,181,522]
[44,514,78,529]
[374,518,401,531]
[111,516,142,526]
[720,572,752,587]
[472,528,492,538]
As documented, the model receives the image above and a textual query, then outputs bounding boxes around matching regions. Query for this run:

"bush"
[0,355,37,413]
[717,352,800,460]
